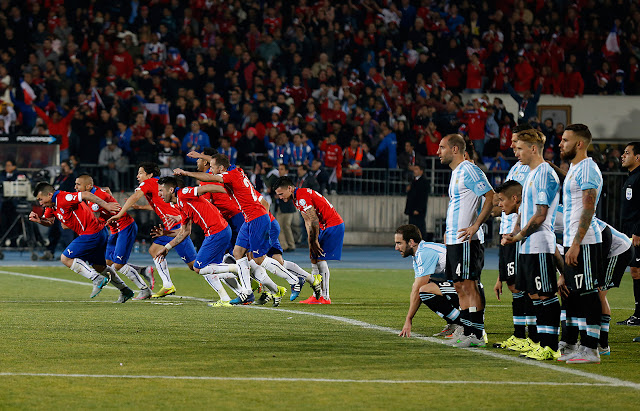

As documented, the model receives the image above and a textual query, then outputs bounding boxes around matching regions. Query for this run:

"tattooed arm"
[503,205,548,244]
[565,188,597,266]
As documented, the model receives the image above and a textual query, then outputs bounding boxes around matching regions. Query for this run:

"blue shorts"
[106,222,138,264]
[235,214,271,257]
[316,223,345,261]
[267,218,283,257]
[194,225,232,270]
[154,225,197,264]
[228,212,245,251]
[63,230,107,266]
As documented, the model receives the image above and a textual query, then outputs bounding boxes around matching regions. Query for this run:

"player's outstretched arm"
[173,168,222,182]
[80,191,121,214]
[155,219,192,260]
[400,276,429,337]
[194,184,226,195]
[186,150,213,164]
[107,189,144,224]
[29,211,54,227]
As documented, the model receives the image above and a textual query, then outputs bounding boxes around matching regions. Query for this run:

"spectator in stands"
[398,140,425,173]
[376,122,398,169]
[310,158,330,194]
[218,136,237,166]
[182,120,211,165]
[158,136,182,173]
[344,137,364,176]
[237,127,265,165]
[275,163,296,252]
[33,105,76,161]
[557,63,584,97]
[506,76,543,124]
[98,139,126,191]
[319,133,343,194]
[267,132,292,166]
[296,164,320,192]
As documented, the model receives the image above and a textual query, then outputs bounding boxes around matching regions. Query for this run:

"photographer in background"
[42,160,76,260]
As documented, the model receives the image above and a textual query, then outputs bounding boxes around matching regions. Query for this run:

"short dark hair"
[626,142,640,156]
[138,161,160,177]
[61,159,71,168]
[211,153,230,168]
[444,133,466,153]
[157,176,183,190]
[298,164,309,171]
[494,180,522,196]
[272,176,295,191]
[565,123,592,143]
[513,123,534,134]
[395,224,422,243]
[33,181,54,197]
[203,147,218,156]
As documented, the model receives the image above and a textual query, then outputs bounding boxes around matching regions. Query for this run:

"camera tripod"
[0,201,46,260]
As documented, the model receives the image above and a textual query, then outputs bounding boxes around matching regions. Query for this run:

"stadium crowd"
[0,0,636,179]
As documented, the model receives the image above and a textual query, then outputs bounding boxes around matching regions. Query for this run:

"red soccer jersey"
[220,167,267,223]
[85,186,134,234]
[43,191,104,235]
[176,187,228,236]
[293,188,343,229]
[199,179,242,220]
[136,177,182,230]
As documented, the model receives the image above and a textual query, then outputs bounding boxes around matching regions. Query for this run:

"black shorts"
[499,243,517,285]
[445,241,484,282]
[563,243,602,292]
[631,245,640,268]
[518,253,557,294]
[601,246,635,290]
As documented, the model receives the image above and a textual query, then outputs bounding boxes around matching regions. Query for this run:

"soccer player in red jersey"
[74,174,154,299]
[153,176,240,307]
[29,182,135,302]
[108,162,197,298]
[273,177,345,304]
[175,153,297,305]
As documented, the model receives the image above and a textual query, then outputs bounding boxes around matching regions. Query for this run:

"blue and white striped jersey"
[562,158,603,247]
[445,161,492,244]
[519,162,560,254]
[595,218,632,258]
[413,241,446,278]
[500,161,530,234]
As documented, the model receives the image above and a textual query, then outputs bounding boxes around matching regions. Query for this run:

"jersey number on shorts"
[535,276,542,290]
[507,262,515,277]
[574,273,584,289]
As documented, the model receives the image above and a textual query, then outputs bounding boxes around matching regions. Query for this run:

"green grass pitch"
[2,265,640,409]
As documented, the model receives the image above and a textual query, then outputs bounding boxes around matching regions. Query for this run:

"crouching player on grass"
[394,224,463,338]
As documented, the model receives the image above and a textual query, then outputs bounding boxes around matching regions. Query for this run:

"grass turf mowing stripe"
[3,269,640,390]
[0,372,626,387]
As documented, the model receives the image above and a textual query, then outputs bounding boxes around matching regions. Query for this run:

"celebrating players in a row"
[30,182,135,302]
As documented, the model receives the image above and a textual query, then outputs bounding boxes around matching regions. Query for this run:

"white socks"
[101,266,126,290]
[198,263,238,274]
[116,264,148,290]
[261,256,298,285]
[70,258,100,281]
[317,260,330,299]
[236,257,252,294]
[283,260,314,283]
[203,274,231,301]
[154,257,173,288]
[251,263,279,293]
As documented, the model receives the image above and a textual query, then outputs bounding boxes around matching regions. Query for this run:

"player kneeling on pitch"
[395,224,463,338]
[153,176,236,307]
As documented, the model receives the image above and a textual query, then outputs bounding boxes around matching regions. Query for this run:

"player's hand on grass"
[557,274,569,298]
[457,225,478,241]
[28,211,40,223]
[564,244,579,267]
[399,321,412,337]
[494,279,503,300]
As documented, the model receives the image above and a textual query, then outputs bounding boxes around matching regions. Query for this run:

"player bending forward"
[274,177,345,304]
[395,224,463,338]
[30,182,134,302]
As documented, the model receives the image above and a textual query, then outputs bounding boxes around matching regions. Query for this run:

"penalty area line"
[2,269,640,390]
[0,372,627,387]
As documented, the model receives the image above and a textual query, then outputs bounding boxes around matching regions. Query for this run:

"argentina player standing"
[559,124,604,364]
[437,134,494,347]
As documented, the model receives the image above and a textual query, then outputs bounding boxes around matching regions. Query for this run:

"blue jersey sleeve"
[463,164,492,196]
[576,162,602,190]
[414,248,440,278]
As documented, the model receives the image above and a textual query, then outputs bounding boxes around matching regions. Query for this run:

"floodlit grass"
[1,266,640,409]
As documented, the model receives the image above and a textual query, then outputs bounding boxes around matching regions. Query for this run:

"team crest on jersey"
[65,194,74,201]
[182,187,189,194]
[91,203,100,211]
[627,188,633,200]
[476,182,486,191]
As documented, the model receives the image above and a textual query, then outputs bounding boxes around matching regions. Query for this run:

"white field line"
[0,372,627,388]
[2,269,640,390]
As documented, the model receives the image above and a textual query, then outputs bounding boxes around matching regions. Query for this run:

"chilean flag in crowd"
[604,26,621,56]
